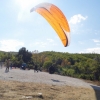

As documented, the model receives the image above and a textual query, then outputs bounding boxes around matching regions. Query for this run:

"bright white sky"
[0,0,100,53]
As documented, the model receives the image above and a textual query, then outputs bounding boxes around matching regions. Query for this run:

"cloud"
[78,41,84,44]
[17,11,29,22]
[34,41,48,47]
[94,30,100,35]
[93,39,100,43]
[15,0,32,10]
[15,0,49,22]
[69,14,88,24]
[29,38,57,48]
[46,38,54,43]
[92,39,100,46]
[0,39,24,52]
[15,0,37,22]
[96,44,100,46]
[79,47,100,54]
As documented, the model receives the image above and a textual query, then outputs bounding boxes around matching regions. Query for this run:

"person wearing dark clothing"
[34,65,38,72]
[5,59,10,72]
[49,65,55,74]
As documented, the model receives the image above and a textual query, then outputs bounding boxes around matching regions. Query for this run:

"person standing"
[5,59,10,72]
[49,65,55,74]
[0,61,2,69]
[34,64,38,72]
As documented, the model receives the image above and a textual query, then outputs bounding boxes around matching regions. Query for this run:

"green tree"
[43,61,52,71]
[18,47,32,63]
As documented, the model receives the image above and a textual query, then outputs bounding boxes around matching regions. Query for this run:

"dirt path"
[0,67,100,100]
[0,67,95,87]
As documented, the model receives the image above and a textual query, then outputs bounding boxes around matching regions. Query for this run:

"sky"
[0,0,100,53]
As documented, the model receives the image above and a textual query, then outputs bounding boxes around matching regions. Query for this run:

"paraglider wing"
[30,3,70,47]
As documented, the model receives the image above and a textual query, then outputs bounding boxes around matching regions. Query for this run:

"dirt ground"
[0,80,100,100]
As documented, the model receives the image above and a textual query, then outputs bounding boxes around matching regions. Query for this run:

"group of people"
[33,65,55,74]
[4,59,55,74]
